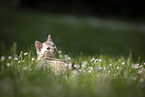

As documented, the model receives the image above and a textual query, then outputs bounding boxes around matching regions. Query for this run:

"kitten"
[35,34,72,73]
[35,34,57,60]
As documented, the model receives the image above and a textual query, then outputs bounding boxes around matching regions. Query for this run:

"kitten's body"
[35,35,72,73]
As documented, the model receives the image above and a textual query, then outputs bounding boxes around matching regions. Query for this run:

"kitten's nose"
[51,47,56,52]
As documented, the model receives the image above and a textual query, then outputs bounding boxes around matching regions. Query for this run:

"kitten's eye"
[52,44,55,47]
[47,47,50,50]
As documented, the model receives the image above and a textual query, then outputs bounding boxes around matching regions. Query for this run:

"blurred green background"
[0,1,145,60]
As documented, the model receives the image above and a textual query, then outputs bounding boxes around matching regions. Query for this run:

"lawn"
[0,8,145,97]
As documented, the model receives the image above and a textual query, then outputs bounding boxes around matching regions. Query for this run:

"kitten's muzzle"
[49,47,57,54]
[53,48,57,54]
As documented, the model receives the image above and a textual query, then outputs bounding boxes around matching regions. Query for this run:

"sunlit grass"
[0,45,145,97]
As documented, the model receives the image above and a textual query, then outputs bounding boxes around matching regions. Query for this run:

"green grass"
[0,50,145,97]
[0,9,145,97]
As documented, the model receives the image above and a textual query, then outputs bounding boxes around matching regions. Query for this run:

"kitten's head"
[35,34,57,58]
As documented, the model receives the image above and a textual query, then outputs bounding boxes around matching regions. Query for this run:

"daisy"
[122,62,125,65]
[24,52,28,55]
[94,59,98,63]
[90,57,95,62]
[1,56,5,61]
[18,61,21,63]
[59,54,63,58]
[7,63,10,67]
[8,56,12,59]
[14,57,18,60]
[58,50,62,54]
[116,66,119,69]
[99,59,102,62]
[32,58,35,61]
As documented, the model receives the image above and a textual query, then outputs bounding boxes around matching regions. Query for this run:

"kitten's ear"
[35,41,42,51]
[47,34,52,41]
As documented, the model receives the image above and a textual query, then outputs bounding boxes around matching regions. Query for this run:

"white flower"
[90,57,95,62]
[14,57,18,60]
[109,64,112,67]
[94,59,98,63]
[108,70,110,73]
[122,62,125,65]
[59,54,63,58]
[99,59,102,62]
[18,61,21,63]
[7,63,10,67]
[64,63,68,67]
[114,74,116,76]
[74,64,77,67]
[64,55,68,58]
[68,57,71,60]
[99,67,102,69]
[133,64,139,69]
[95,59,98,61]
[24,52,28,55]
[58,50,62,54]
[74,64,80,68]
[144,63,145,65]
[65,56,71,60]
[32,58,35,61]
[82,61,88,65]
[116,66,119,69]
[8,56,12,59]
[1,56,5,61]
[89,66,93,70]
[104,67,105,70]
[64,55,70,60]
[68,63,72,69]
[88,66,93,70]
[82,64,86,68]
[139,65,142,68]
